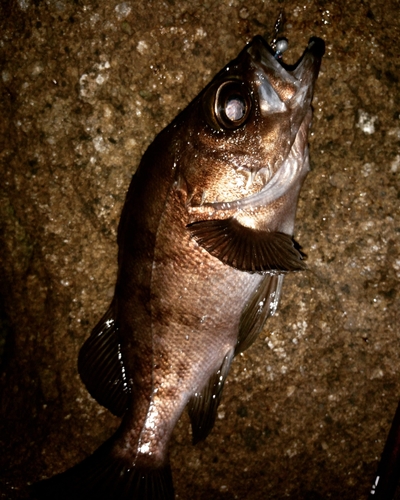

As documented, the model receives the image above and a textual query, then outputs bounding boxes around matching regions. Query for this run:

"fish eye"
[214,80,252,129]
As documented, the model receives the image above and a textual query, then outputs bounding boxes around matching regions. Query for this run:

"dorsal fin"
[236,274,284,354]
[188,350,234,444]
[78,302,130,417]
[187,217,305,273]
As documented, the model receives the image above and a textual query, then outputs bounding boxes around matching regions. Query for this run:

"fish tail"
[31,437,175,500]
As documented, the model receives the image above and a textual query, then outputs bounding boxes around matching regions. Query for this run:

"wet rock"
[1,1,399,499]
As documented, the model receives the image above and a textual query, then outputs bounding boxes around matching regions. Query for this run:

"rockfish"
[33,33,324,500]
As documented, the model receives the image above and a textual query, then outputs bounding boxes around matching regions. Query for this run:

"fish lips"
[253,35,325,75]
[247,35,325,93]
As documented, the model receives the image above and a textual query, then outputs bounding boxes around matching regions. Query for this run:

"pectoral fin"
[187,217,305,273]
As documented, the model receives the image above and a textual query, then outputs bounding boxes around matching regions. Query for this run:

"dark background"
[1,0,399,498]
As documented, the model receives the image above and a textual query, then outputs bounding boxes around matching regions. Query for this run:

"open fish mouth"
[190,36,325,214]
[248,35,325,130]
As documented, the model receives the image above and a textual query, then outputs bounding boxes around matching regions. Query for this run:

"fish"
[33,32,324,500]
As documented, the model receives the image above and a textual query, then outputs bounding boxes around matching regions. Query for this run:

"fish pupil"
[225,95,246,122]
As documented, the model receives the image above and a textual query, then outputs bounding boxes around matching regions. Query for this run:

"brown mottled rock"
[0,1,399,499]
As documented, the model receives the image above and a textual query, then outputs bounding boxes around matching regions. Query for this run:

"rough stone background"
[0,0,399,499]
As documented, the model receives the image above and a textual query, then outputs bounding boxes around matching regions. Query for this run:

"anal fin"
[78,302,130,417]
[188,350,234,444]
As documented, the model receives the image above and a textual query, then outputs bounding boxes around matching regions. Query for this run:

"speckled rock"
[0,0,399,499]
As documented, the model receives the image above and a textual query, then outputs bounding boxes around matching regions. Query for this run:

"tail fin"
[31,438,175,500]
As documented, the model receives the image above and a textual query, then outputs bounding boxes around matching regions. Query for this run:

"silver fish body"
[33,34,324,500]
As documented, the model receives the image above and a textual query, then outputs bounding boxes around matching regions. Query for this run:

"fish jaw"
[247,36,325,176]
[247,35,324,143]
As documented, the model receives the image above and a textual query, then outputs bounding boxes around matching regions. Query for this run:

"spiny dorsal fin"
[188,350,234,444]
[78,303,130,417]
[187,217,305,273]
[236,274,284,354]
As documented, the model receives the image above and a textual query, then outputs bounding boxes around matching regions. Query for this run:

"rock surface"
[0,0,399,498]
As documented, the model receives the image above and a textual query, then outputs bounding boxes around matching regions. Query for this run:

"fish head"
[173,35,324,234]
